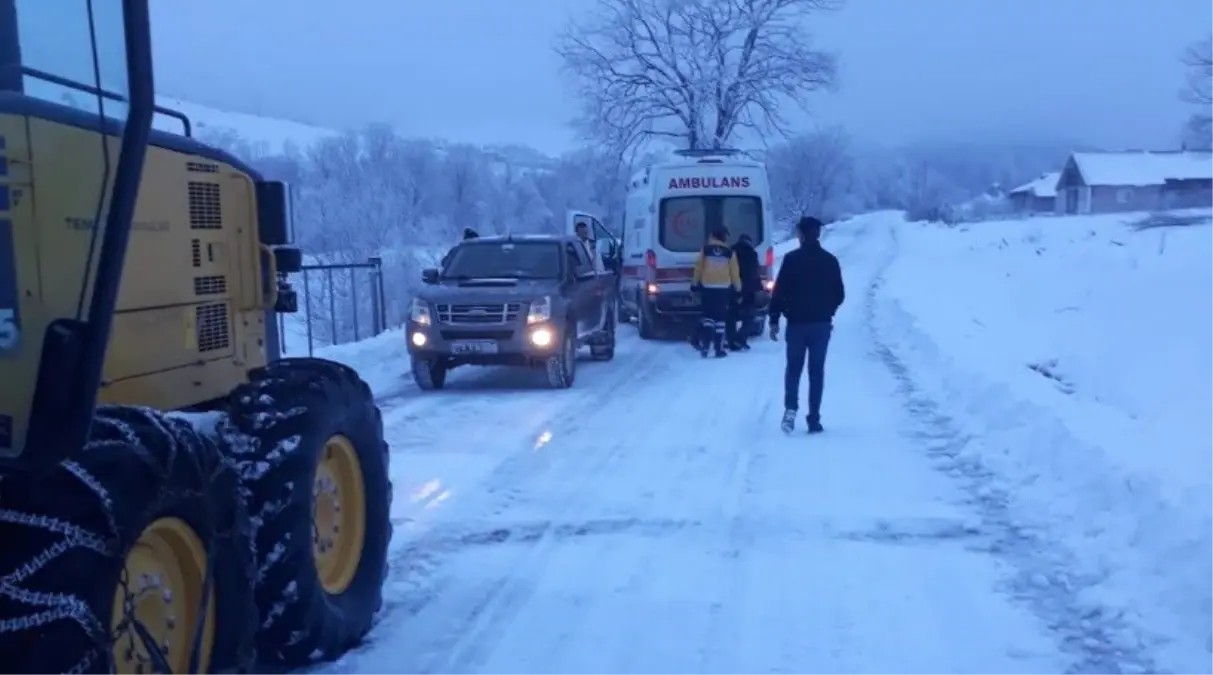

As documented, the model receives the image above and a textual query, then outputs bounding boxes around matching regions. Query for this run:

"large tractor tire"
[0,405,257,674]
[222,357,391,667]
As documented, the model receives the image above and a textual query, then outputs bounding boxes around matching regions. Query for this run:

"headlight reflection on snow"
[533,430,553,451]
[410,478,453,510]
[425,490,452,510]
[411,479,441,503]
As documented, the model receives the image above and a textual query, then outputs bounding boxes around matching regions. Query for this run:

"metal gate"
[278,256,388,357]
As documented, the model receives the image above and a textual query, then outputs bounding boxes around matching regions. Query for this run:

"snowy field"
[872,209,1213,671]
[292,209,1210,674]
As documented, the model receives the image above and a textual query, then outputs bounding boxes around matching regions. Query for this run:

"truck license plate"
[451,340,498,355]
[672,295,699,307]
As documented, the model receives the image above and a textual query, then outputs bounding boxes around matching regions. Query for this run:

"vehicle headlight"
[409,298,431,326]
[527,296,552,324]
[763,279,775,292]
[529,326,554,347]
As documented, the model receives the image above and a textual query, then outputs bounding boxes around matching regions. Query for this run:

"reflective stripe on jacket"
[692,237,742,290]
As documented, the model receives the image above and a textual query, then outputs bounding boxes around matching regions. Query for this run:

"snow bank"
[772,211,893,258]
[875,209,1213,672]
[308,328,411,400]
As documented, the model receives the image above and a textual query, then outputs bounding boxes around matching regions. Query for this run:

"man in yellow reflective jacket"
[691,225,743,357]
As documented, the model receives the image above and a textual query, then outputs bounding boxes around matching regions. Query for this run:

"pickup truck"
[405,234,620,390]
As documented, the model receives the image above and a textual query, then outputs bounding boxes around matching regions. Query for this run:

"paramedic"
[726,233,761,350]
[691,225,742,358]
[769,216,845,433]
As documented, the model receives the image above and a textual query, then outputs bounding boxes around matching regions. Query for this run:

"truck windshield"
[444,241,563,279]
[659,196,763,252]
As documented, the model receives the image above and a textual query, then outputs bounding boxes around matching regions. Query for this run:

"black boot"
[807,417,824,434]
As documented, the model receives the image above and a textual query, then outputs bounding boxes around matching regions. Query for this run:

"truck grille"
[436,302,522,325]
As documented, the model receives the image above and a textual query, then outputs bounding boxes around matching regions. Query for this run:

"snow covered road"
[309,213,1116,674]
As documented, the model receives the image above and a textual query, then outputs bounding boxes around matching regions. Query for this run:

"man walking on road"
[768,216,845,434]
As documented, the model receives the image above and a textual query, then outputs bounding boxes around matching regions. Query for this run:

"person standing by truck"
[726,233,762,350]
[574,220,606,273]
[768,216,845,433]
[691,225,742,358]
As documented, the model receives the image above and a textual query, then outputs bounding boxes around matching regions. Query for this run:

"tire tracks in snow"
[332,339,675,672]
[863,220,1158,674]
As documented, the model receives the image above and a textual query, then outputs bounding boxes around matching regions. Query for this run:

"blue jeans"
[784,322,832,421]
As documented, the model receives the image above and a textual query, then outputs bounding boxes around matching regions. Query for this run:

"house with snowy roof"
[1007,172,1059,214]
[1055,150,1213,214]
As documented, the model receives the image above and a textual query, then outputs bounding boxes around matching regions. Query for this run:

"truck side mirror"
[421,268,439,284]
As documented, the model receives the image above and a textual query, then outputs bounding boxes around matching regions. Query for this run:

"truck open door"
[565,209,620,271]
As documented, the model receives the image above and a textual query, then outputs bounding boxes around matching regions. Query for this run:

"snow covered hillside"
[153,94,336,151]
[872,209,1213,671]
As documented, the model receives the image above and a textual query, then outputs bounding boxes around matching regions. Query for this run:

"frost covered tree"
[1180,35,1212,149]
[766,125,854,223]
[555,0,842,153]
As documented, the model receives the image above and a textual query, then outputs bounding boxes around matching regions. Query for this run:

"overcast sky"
[146,0,1211,155]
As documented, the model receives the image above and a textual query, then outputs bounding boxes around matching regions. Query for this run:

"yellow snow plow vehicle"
[0,0,392,672]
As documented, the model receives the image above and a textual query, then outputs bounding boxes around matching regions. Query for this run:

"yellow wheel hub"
[313,434,367,595]
[110,516,215,674]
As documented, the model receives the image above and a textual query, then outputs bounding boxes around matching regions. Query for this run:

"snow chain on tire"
[0,405,257,674]
[221,357,392,668]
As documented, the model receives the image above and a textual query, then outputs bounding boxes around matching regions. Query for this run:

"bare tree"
[1180,35,1212,148]
[555,0,842,153]
[766,124,853,223]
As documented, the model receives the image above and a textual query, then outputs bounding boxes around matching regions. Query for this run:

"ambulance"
[618,149,776,340]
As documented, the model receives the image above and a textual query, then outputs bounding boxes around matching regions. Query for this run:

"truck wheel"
[223,358,392,668]
[411,356,447,390]
[590,305,616,361]
[0,405,256,674]
[545,326,577,388]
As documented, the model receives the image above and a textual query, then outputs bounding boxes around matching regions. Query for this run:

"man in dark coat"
[768,216,845,434]
[725,233,761,350]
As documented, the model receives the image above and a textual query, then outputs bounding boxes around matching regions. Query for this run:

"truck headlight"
[529,326,554,347]
[763,279,775,292]
[409,298,432,326]
[527,296,552,324]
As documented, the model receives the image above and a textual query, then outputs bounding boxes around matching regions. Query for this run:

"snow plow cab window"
[659,196,763,252]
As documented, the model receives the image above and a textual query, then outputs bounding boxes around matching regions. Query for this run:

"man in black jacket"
[768,216,845,434]
[726,233,761,350]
